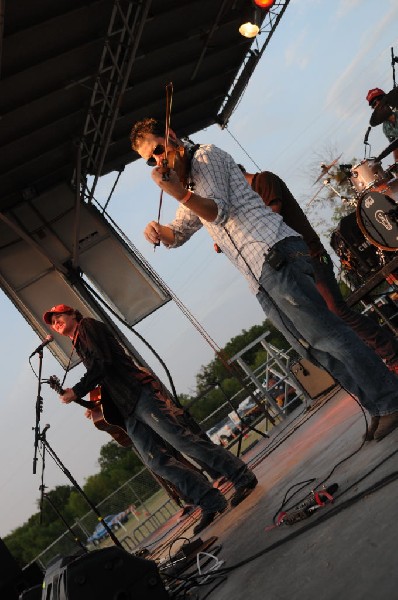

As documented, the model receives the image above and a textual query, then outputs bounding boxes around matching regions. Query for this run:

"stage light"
[239,18,260,38]
[253,0,276,8]
[239,5,260,38]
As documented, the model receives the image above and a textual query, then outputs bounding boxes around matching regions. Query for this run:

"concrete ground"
[148,388,398,600]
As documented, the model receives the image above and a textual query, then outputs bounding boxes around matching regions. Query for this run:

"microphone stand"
[32,349,45,475]
[39,485,88,554]
[36,425,123,549]
[391,47,397,89]
[38,426,87,553]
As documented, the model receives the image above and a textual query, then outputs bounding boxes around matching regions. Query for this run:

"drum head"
[357,191,398,251]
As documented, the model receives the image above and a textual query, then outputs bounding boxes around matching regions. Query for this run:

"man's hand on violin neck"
[151,167,186,200]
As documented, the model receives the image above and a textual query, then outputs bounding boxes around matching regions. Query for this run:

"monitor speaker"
[0,537,23,598]
[42,547,169,599]
[290,358,338,400]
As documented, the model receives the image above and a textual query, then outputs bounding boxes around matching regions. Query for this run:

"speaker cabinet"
[0,537,24,598]
[42,547,169,599]
[290,358,338,399]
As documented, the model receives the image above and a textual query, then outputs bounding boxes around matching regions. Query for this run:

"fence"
[31,468,180,570]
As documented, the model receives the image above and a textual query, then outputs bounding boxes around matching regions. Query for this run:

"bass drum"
[356,190,398,251]
[330,211,382,285]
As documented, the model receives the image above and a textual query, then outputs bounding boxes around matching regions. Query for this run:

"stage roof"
[0,0,290,212]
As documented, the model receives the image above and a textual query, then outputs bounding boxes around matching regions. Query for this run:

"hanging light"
[239,6,260,38]
[239,19,260,38]
[253,0,276,7]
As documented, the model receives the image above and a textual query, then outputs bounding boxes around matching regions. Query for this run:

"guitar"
[46,376,133,448]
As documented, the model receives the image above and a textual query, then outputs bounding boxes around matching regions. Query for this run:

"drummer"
[366,88,398,163]
[238,165,398,376]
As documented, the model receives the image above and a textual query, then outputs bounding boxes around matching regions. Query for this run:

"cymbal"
[313,154,342,185]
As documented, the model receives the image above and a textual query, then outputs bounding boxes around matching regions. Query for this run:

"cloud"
[335,0,363,20]
[284,29,310,70]
[325,5,398,119]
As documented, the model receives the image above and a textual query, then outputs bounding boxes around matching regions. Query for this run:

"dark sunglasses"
[146,144,165,166]
[370,98,382,109]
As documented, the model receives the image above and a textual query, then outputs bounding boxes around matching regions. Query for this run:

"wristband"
[180,189,192,204]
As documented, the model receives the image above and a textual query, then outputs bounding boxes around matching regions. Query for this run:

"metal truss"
[217,0,291,127]
[76,0,151,201]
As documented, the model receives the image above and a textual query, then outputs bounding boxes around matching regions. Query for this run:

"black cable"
[80,278,181,406]
[166,465,398,585]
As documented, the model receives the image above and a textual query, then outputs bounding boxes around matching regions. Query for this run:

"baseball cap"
[366,88,385,105]
[43,304,74,324]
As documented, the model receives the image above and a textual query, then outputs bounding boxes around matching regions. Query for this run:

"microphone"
[364,126,371,145]
[29,335,54,358]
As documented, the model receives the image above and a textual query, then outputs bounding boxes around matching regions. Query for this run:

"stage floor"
[146,388,398,600]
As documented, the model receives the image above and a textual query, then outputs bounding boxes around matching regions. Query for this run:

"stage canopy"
[0,0,290,211]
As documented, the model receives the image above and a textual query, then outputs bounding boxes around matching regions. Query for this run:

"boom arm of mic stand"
[39,485,88,553]
[39,433,123,549]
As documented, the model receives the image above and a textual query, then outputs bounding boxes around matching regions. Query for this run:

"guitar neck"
[50,378,97,410]
[74,396,97,409]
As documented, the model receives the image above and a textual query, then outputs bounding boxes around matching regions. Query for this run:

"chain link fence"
[32,468,180,570]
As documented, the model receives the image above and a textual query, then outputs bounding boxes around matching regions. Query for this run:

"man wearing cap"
[43,304,258,534]
[366,88,398,162]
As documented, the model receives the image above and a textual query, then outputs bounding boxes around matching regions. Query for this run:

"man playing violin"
[130,117,398,443]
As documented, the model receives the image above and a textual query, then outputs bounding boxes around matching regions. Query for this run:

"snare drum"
[350,159,387,194]
[356,190,398,251]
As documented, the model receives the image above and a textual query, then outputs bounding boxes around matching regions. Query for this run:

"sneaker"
[363,416,380,442]
[230,475,258,507]
[374,411,398,442]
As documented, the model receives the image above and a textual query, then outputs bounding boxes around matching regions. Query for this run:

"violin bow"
[154,81,173,251]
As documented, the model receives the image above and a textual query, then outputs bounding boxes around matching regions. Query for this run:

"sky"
[1,0,398,540]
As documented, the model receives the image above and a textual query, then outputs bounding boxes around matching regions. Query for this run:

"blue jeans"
[312,252,398,365]
[124,385,253,510]
[256,237,398,417]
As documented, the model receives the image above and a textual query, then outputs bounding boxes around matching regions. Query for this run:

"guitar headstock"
[47,375,62,394]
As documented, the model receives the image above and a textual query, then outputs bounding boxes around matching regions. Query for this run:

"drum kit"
[329,87,398,285]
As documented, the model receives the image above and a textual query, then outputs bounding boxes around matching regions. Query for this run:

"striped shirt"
[166,144,300,293]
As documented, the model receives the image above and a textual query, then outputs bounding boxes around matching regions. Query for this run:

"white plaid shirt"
[166,144,300,293]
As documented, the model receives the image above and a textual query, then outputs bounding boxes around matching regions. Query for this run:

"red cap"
[43,304,74,324]
[366,88,385,105]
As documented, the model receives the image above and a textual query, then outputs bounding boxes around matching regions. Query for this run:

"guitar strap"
[59,323,80,388]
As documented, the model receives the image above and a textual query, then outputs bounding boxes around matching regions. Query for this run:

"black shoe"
[193,494,227,535]
[363,416,380,442]
[193,511,218,535]
[374,411,398,442]
[230,475,258,507]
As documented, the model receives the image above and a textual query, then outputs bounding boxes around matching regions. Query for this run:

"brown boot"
[363,416,380,442]
[374,411,398,442]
